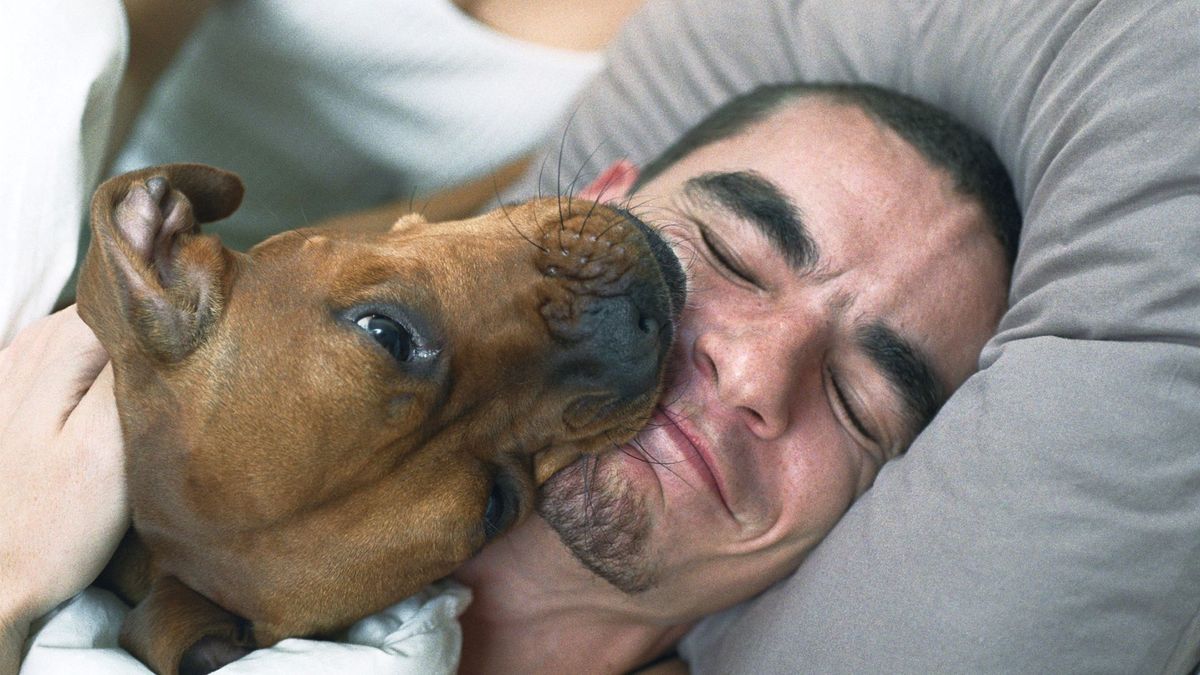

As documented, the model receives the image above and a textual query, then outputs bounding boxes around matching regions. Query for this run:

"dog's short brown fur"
[77,164,683,674]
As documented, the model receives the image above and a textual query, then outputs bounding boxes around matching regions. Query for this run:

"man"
[1,83,1018,673]
[453,82,1017,672]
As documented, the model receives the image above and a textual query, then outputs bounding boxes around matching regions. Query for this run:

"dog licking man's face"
[77,163,684,666]
[530,97,1010,618]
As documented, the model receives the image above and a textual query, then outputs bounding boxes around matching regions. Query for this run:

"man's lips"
[651,406,735,517]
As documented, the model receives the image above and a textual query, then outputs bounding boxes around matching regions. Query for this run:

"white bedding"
[20,582,470,674]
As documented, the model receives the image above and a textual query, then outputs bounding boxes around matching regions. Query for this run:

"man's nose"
[693,319,825,440]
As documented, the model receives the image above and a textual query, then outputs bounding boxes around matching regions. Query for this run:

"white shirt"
[0,0,125,345]
[114,0,605,251]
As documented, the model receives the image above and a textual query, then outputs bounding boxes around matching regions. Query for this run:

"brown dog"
[76,164,684,674]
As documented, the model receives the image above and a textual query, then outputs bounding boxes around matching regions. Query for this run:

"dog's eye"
[483,480,517,540]
[356,314,413,361]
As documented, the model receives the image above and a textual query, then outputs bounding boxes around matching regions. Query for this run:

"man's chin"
[537,454,660,595]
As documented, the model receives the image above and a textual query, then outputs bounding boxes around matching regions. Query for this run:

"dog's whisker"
[506,208,548,254]
[556,102,594,229]
[566,141,609,215]
[494,177,549,254]
[628,438,659,464]
[557,193,566,238]
[577,161,627,236]
[489,173,504,210]
[618,195,664,219]
[288,228,317,246]
[554,122,569,234]
[630,438,691,480]
[582,454,597,524]
[592,195,662,239]
[579,195,604,235]
[662,387,688,413]
[594,218,626,241]
[616,443,644,462]
[536,148,554,203]
[406,185,419,216]
[420,191,436,218]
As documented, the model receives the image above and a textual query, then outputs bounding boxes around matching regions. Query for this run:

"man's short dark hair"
[634,82,1022,266]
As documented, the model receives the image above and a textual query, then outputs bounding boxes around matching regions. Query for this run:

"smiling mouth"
[650,405,735,517]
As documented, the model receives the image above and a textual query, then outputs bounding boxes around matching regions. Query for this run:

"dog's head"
[78,164,684,632]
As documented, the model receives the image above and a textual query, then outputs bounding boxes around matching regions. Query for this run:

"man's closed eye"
[696,220,759,288]
[828,369,880,449]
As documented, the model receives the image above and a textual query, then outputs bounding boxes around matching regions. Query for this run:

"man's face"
[540,98,1010,619]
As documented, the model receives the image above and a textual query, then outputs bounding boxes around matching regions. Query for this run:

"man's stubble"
[537,452,659,594]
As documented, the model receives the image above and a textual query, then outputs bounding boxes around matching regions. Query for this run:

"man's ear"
[77,164,245,363]
[577,160,640,203]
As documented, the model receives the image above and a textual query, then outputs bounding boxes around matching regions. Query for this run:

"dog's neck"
[453,515,691,673]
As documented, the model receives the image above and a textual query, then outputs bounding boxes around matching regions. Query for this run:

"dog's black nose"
[538,202,685,425]
[549,272,675,407]
[571,293,666,397]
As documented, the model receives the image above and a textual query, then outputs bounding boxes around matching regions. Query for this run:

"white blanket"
[20,582,470,674]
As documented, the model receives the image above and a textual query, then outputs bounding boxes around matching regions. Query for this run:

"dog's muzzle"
[538,206,686,426]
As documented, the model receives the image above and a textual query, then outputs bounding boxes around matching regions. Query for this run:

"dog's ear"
[77,164,245,363]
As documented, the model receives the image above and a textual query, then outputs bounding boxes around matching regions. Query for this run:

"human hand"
[0,306,128,632]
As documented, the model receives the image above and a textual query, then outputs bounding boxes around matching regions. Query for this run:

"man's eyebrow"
[856,322,946,445]
[683,171,818,270]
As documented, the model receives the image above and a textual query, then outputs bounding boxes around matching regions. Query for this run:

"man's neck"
[453,516,691,674]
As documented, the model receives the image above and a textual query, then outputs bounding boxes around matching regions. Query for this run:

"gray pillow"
[508,0,1200,671]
